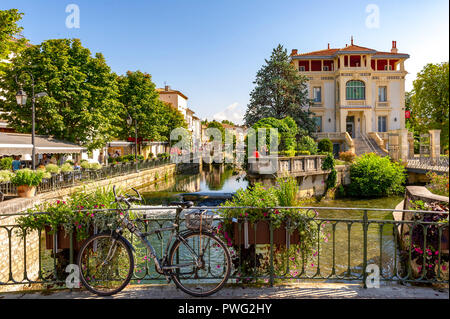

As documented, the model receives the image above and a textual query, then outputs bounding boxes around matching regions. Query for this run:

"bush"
[297,136,317,155]
[11,169,43,186]
[296,150,310,156]
[426,172,449,197]
[64,160,74,165]
[321,153,335,171]
[45,164,61,174]
[0,170,14,182]
[89,163,102,170]
[36,168,51,179]
[281,150,296,157]
[81,161,91,169]
[318,138,333,154]
[348,153,406,198]
[0,157,13,170]
[339,151,356,163]
[61,163,74,173]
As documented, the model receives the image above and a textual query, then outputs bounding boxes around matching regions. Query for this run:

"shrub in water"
[348,153,406,198]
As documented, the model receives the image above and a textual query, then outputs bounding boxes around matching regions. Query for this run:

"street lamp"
[15,71,47,170]
[127,112,138,173]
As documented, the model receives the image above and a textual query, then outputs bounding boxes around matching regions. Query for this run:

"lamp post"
[15,71,47,170]
[126,111,138,173]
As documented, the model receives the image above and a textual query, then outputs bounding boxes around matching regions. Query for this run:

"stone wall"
[0,163,176,292]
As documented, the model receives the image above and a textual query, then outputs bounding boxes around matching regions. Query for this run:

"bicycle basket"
[184,210,214,231]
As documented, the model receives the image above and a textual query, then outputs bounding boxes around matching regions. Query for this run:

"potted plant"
[11,169,43,197]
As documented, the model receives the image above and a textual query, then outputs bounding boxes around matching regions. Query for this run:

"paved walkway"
[0,282,447,299]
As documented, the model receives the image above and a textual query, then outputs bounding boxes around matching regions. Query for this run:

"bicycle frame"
[114,202,207,279]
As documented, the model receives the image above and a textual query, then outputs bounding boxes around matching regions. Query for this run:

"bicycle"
[77,186,231,297]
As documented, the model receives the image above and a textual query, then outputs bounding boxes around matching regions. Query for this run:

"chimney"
[291,49,298,56]
[327,43,330,49]
[165,85,170,91]
[391,40,398,53]
[351,36,354,46]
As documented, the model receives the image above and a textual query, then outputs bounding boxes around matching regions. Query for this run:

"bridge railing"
[0,206,448,291]
[247,155,327,176]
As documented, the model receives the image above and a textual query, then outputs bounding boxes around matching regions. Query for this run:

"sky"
[1,0,449,124]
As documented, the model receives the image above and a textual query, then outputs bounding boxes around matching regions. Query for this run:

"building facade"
[290,39,409,139]
[157,85,202,144]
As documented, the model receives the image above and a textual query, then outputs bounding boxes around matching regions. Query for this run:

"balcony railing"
[0,206,448,290]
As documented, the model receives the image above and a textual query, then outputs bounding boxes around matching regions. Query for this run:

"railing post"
[269,219,274,287]
[362,209,368,288]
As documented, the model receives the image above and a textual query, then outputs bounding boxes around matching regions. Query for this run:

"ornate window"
[346,80,365,100]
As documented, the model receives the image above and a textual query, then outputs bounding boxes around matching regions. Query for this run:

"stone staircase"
[353,135,388,157]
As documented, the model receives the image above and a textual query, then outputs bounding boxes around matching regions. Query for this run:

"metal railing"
[406,156,449,173]
[0,158,171,196]
[0,206,448,290]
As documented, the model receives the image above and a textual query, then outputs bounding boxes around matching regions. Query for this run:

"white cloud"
[213,102,245,125]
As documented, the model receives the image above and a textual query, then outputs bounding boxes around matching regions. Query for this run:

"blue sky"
[1,0,449,124]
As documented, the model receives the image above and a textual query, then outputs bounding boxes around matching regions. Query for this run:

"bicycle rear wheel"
[168,231,231,297]
[77,233,134,296]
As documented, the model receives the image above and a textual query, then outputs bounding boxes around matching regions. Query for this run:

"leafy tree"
[248,116,298,153]
[409,62,449,152]
[0,38,122,150]
[244,44,315,135]
[206,120,225,143]
[221,119,235,126]
[0,9,27,68]
[116,71,186,143]
[348,153,406,198]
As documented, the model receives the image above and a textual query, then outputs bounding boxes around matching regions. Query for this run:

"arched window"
[346,80,365,100]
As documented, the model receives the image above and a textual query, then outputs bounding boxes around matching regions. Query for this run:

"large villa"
[290,38,409,154]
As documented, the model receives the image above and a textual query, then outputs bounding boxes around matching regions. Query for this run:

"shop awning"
[0,132,85,156]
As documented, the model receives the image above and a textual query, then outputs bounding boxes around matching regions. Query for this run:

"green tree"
[244,44,315,135]
[0,38,121,150]
[297,136,317,155]
[248,116,298,153]
[0,9,27,69]
[117,71,186,143]
[409,62,449,152]
[206,120,225,143]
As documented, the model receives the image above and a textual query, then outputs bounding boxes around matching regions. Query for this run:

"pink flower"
[442,265,447,271]
[311,263,315,267]
[216,265,221,269]
[274,210,280,215]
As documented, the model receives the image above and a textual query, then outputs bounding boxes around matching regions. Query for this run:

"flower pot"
[17,185,36,198]
[45,226,89,251]
[232,220,300,246]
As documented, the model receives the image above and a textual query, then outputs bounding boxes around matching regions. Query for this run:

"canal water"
[132,165,403,283]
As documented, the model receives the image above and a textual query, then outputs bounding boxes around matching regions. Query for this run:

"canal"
[131,165,403,283]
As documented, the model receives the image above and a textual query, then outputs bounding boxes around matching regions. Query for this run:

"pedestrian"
[12,156,22,171]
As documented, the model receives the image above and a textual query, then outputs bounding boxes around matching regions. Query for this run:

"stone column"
[388,132,399,161]
[340,109,347,133]
[398,129,409,162]
[429,129,441,165]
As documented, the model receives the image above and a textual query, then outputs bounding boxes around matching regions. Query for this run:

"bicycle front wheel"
[168,231,231,297]
[77,233,134,296]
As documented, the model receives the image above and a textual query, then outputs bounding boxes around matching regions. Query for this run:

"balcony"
[375,101,390,109]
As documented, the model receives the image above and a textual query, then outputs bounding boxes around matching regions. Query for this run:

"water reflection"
[138,165,247,205]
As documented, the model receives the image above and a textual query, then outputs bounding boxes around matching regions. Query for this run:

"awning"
[107,141,134,147]
[0,132,85,156]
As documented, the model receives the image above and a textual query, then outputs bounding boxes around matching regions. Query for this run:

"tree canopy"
[116,70,187,143]
[409,62,449,151]
[248,116,298,153]
[0,9,27,74]
[244,44,315,135]
[0,38,122,150]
